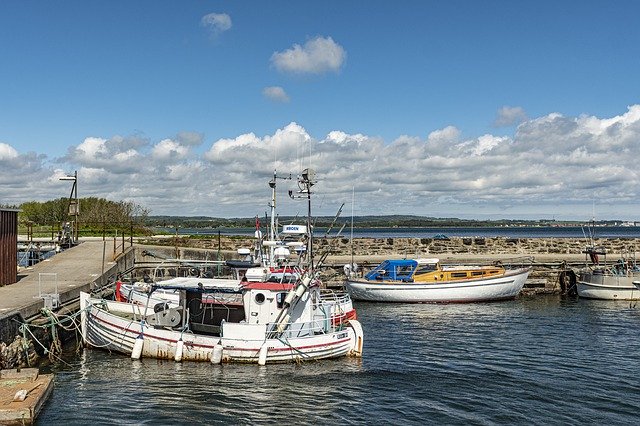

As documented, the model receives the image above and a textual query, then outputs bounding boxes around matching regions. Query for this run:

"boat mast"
[306,172,313,274]
[268,171,277,268]
[289,168,316,274]
[351,186,355,269]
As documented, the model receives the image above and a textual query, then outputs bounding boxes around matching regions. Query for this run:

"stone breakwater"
[137,235,640,291]
[314,236,640,259]
[139,235,640,260]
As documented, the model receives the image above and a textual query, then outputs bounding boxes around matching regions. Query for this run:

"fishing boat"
[80,273,363,364]
[344,258,530,303]
[576,246,640,300]
[115,170,355,320]
[80,168,364,364]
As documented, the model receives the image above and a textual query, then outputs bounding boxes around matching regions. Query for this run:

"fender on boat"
[115,281,124,302]
[348,320,364,357]
[131,335,144,360]
[174,339,184,362]
[211,343,224,364]
[258,344,268,366]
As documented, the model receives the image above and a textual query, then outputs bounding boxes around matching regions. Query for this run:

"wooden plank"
[0,369,53,425]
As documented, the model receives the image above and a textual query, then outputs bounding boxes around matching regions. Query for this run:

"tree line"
[18,197,149,229]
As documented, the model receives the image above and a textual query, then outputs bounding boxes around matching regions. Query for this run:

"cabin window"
[396,265,414,278]
[254,293,266,304]
[471,271,483,276]
[416,265,437,274]
[276,292,286,309]
[451,272,468,278]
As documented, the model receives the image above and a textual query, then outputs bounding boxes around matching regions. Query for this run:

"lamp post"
[59,171,78,245]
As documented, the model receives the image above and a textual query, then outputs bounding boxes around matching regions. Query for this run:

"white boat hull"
[80,293,362,364]
[345,268,530,303]
[577,272,640,300]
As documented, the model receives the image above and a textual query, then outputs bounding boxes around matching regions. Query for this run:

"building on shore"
[0,208,19,286]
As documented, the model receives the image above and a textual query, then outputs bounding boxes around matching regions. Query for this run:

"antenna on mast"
[289,168,316,273]
[267,170,292,268]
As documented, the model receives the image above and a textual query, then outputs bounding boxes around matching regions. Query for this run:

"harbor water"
[38,295,640,424]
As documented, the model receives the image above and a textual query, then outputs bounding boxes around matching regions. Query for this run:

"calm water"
[166,225,640,239]
[38,296,640,425]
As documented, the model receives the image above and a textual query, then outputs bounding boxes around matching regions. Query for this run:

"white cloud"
[64,136,145,173]
[5,106,640,219]
[152,139,189,161]
[271,36,346,74]
[0,142,19,161]
[201,13,232,37]
[494,106,527,127]
[263,86,290,103]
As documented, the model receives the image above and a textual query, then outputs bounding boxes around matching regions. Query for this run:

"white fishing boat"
[576,246,640,300]
[80,275,363,364]
[116,170,355,321]
[81,168,363,364]
[345,258,530,303]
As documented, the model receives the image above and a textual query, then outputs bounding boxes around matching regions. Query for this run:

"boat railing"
[267,315,341,339]
[319,289,351,305]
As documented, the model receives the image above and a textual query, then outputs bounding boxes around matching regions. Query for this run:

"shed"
[0,208,19,286]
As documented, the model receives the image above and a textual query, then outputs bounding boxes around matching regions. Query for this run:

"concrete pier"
[0,240,132,321]
[0,240,134,356]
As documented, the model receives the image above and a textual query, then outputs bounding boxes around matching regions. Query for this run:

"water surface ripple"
[39,296,640,425]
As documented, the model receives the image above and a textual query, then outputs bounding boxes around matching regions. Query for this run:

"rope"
[18,322,73,367]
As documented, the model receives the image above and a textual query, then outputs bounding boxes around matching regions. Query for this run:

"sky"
[2,1,640,221]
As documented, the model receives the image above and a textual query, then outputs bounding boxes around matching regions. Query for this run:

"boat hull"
[345,268,530,303]
[80,293,362,364]
[577,272,640,300]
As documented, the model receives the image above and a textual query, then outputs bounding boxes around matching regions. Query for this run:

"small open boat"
[576,246,640,300]
[344,258,530,303]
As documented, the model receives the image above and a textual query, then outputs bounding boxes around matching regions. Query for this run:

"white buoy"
[131,335,144,360]
[211,343,223,364]
[175,339,184,362]
[258,344,268,366]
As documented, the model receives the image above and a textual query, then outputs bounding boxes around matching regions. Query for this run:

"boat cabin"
[363,258,505,283]
[365,259,418,282]
[158,279,316,338]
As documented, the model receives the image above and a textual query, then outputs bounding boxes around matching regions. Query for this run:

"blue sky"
[2,1,640,220]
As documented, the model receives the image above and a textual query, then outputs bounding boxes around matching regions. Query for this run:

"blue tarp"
[364,259,417,282]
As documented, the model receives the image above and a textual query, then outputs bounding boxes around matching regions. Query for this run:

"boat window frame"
[254,292,266,304]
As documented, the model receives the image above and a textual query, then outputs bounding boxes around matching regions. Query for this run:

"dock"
[0,240,133,324]
[0,240,134,424]
[0,368,54,425]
